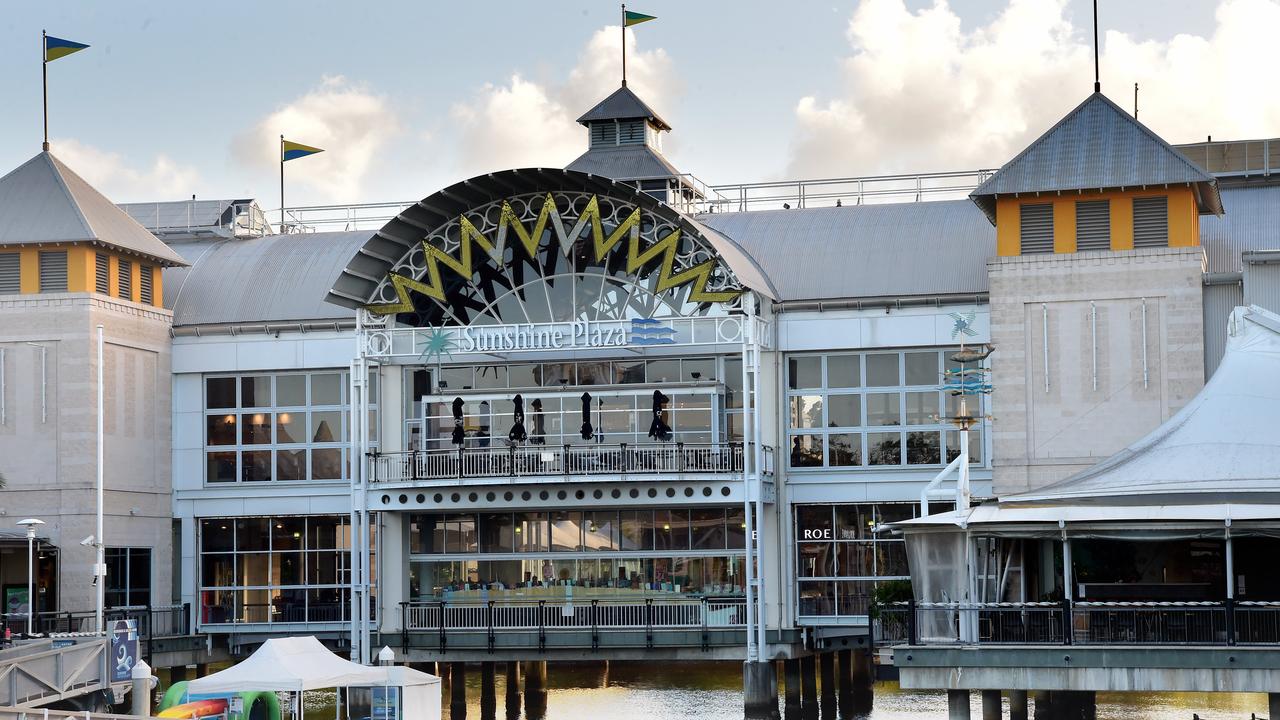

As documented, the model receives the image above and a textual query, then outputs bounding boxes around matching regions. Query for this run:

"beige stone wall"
[987,247,1205,496]
[0,293,173,615]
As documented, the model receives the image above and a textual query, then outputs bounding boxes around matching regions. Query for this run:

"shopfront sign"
[363,314,753,359]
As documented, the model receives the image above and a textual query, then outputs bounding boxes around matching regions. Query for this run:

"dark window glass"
[690,509,727,550]
[311,449,342,480]
[241,413,273,444]
[201,554,235,587]
[272,517,305,550]
[866,354,900,386]
[907,431,942,464]
[201,519,235,552]
[904,352,939,386]
[514,513,547,552]
[206,378,236,409]
[868,433,902,465]
[276,449,305,480]
[829,434,861,466]
[241,376,271,407]
[655,510,689,551]
[835,506,873,540]
[726,508,746,549]
[241,450,272,481]
[308,517,341,550]
[206,414,236,445]
[235,518,270,551]
[206,452,236,483]
[311,373,343,405]
[480,513,515,553]
[827,355,860,387]
[798,581,835,616]
[582,511,618,551]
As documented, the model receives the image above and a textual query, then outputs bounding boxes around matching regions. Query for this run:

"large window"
[786,350,985,470]
[204,371,377,484]
[104,548,151,608]
[794,504,914,619]
[198,515,371,625]
[405,357,741,450]
[409,508,747,600]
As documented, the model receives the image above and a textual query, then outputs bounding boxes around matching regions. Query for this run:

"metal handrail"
[371,442,750,483]
[400,596,746,633]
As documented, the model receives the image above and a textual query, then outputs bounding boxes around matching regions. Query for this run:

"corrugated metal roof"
[565,144,684,181]
[164,231,370,326]
[696,200,995,302]
[0,152,187,266]
[971,93,1222,221]
[1200,184,1280,274]
[575,86,671,131]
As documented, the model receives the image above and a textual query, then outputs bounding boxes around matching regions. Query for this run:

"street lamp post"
[16,519,45,636]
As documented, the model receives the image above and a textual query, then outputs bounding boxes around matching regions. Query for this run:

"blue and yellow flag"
[623,10,656,27]
[282,140,324,162]
[45,35,89,63]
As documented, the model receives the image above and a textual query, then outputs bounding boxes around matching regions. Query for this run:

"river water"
[287,661,1268,720]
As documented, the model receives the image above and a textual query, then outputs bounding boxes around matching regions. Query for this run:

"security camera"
[79,535,95,547]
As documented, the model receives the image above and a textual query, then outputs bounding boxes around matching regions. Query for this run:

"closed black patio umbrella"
[451,397,465,445]
[530,398,545,445]
[509,394,528,443]
[580,392,594,440]
[648,390,672,441]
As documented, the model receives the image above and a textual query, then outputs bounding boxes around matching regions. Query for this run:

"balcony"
[397,596,747,653]
[371,442,766,485]
[881,600,1280,647]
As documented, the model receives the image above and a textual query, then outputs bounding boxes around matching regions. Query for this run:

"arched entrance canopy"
[326,169,776,327]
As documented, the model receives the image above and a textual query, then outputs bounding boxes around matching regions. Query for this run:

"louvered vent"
[1133,196,1169,248]
[38,251,68,293]
[1075,200,1111,251]
[0,254,19,295]
[118,259,133,299]
[589,123,618,148]
[139,265,153,305]
[617,120,645,145]
[1019,203,1054,254]
[95,253,109,294]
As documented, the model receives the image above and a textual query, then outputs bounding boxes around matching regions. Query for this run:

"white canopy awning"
[186,636,414,694]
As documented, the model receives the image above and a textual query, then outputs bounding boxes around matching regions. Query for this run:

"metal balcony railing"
[400,596,746,652]
[371,442,752,483]
[889,599,1280,647]
[0,604,190,639]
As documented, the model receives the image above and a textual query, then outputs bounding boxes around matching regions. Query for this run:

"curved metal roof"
[164,231,370,327]
[696,200,996,302]
[970,93,1222,221]
[0,152,187,266]
[325,168,778,312]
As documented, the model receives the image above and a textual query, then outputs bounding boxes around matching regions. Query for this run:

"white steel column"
[740,302,757,663]
[750,299,767,654]
[1225,520,1235,599]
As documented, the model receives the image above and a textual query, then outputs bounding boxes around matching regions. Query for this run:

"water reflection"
[261,663,1271,720]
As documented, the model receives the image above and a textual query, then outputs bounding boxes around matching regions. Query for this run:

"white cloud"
[50,138,200,203]
[787,0,1280,179]
[233,76,400,203]
[449,27,678,175]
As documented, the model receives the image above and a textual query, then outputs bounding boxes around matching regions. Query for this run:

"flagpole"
[41,30,49,152]
[279,134,285,233]
[620,3,627,87]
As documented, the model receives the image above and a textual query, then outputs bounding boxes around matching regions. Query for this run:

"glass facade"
[204,371,378,484]
[198,515,373,625]
[786,349,986,469]
[409,508,747,601]
[404,357,742,450]
[794,504,915,618]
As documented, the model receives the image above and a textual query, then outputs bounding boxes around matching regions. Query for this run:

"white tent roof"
[1009,305,1280,504]
[186,636,414,694]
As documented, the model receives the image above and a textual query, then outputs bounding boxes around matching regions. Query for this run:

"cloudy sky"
[0,0,1274,208]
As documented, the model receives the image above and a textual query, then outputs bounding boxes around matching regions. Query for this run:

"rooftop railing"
[371,441,764,484]
[1174,138,1279,178]
[0,604,190,639]
[886,599,1280,647]
[271,168,997,233]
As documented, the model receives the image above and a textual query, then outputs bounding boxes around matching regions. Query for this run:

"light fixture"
[253,414,265,424]
[223,415,236,425]
[279,413,291,424]
[663,524,671,531]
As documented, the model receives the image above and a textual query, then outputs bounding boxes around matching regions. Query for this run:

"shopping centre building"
[1,78,1279,709]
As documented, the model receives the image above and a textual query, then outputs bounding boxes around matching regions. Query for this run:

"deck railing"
[0,604,190,639]
[887,599,1280,647]
[372,442,749,483]
[401,596,745,651]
